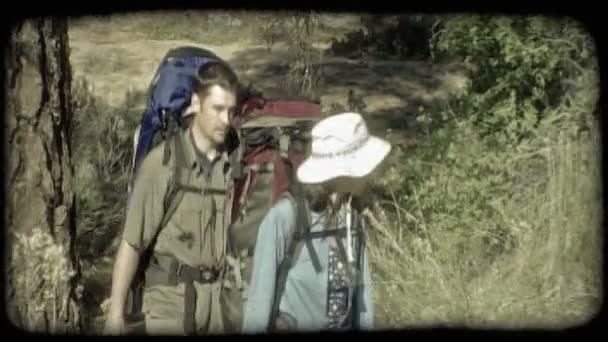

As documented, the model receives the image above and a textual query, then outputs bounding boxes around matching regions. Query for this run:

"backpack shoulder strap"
[350,208,366,328]
[268,185,322,331]
[268,191,301,331]
[284,186,323,272]
[128,131,191,319]
[160,131,192,230]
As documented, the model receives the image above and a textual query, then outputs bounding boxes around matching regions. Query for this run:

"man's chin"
[213,132,227,144]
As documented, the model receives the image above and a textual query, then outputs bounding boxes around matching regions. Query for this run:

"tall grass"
[279,12,324,100]
[71,77,143,330]
[366,112,602,329]
[72,77,140,261]
[362,15,601,330]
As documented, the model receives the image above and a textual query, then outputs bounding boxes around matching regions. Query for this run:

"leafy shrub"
[368,15,600,328]
[431,15,597,145]
[369,116,601,327]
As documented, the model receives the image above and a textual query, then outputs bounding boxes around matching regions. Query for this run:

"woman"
[241,112,391,333]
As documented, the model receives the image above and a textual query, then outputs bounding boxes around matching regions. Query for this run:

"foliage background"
[68,12,602,330]
[368,15,601,328]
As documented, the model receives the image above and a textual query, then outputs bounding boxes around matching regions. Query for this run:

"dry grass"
[281,13,325,99]
[69,11,356,47]
[72,77,141,255]
[70,77,143,331]
[366,116,602,329]
[8,228,83,332]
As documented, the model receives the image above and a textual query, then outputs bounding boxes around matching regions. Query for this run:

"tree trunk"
[5,17,83,333]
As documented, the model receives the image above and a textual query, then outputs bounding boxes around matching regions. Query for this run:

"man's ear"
[184,92,201,117]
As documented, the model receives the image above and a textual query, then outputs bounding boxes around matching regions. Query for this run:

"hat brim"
[296,136,391,184]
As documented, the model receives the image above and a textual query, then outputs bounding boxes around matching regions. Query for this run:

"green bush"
[368,15,601,328]
[371,97,601,328]
[431,16,597,145]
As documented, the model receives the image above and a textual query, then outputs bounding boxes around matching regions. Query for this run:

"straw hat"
[296,112,391,184]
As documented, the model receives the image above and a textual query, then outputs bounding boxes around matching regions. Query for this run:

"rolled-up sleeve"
[242,199,294,334]
[122,149,167,252]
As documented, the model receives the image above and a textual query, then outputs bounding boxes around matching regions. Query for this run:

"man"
[104,61,239,335]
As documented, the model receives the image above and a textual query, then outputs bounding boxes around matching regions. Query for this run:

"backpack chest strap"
[293,227,348,240]
[293,228,356,278]
[172,182,228,195]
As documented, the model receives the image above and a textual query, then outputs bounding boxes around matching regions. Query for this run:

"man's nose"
[219,110,230,126]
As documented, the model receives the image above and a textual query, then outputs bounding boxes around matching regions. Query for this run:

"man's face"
[193,84,236,146]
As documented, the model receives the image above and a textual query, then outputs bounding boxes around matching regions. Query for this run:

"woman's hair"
[302,179,369,219]
[302,183,332,213]
[193,61,239,99]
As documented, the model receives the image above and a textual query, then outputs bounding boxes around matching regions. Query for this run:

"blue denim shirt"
[241,197,374,333]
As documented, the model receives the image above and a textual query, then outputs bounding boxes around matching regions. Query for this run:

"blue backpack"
[128,46,227,195]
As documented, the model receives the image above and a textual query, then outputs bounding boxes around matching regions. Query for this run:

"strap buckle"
[203,269,219,282]
[176,262,184,276]
[279,133,290,159]
[176,263,221,283]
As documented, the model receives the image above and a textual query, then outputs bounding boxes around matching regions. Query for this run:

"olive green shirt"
[123,128,231,271]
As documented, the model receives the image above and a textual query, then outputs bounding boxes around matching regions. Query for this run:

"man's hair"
[193,61,239,98]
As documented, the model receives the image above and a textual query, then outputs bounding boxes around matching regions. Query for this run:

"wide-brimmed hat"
[297,112,392,184]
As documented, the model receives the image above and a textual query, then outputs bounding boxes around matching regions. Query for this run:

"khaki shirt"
[123,128,231,270]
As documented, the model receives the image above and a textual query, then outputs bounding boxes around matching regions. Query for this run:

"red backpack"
[221,94,322,332]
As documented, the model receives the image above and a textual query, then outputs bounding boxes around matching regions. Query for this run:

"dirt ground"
[68,12,469,332]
